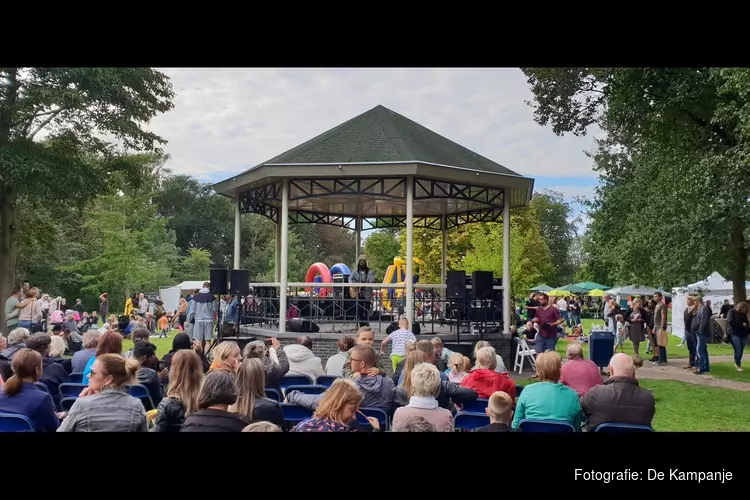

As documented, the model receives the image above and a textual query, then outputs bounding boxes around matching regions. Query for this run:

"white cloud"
[149,68,598,182]
[543,185,598,204]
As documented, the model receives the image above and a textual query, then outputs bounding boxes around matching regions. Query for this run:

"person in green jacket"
[512,351,582,430]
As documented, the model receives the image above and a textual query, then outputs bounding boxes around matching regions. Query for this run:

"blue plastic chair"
[0,413,35,432]
[280,375,315,392]
[34,382,50,394]
[315,375,340,388]
[518,419,576,433]
[594,423,655,433]
[125,384,155,411]
[58,382,88,400]
[284,384,327,396]
[69,372,84,384]
[454,412,491,431]
[280,403,313,425]
[61,397,78,411]
[462,398,488,413]
[265,388,281,402]
[357,407,389,431]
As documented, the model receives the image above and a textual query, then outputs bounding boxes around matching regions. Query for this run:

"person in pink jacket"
[560,343,602,397]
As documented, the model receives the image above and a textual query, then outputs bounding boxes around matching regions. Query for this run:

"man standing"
[683,297,697,367]
[720,299,733,319]
[349,256,377,327]
[531,293,564,354]
[694,296,712,375]
[3,286,22,336]
[651,292,668,364]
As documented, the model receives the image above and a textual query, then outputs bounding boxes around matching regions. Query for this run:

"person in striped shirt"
[381,317,416,371]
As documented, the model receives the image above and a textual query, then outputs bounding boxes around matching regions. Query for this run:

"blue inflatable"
[330,263,351,276]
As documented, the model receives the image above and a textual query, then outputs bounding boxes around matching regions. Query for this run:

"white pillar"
[441,216,448,285]
[405,176,414,324]
[502,191,511,335]
[355,217,362,258]
[275,221,281,282]
[233,193,241,269]
[279,180,290,333]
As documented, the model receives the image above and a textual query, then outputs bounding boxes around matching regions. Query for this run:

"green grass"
[122,331,178,354]
[705,362,748,382]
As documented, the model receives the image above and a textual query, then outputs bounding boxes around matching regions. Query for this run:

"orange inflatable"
[305,263,333,296]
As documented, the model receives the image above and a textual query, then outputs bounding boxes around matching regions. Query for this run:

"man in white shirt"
[557,297,568,330]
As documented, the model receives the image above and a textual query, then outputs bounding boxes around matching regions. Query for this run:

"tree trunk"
[729,224,748,305]
[0,188,17,330]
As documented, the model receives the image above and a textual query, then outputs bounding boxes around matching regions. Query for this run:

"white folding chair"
[513,338,537,374]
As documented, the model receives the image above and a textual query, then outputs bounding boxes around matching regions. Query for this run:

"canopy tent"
[547,289,569,297]
[605,285,672,298]
[561,284,589,294]
[574,281,611,291]
[587,288,605,297]
[175,281,208,291]
[671,272,750,339]
[529,284,553,292]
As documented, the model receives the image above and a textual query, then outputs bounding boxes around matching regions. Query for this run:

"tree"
[530,190,577,285]
[181,248,212,281]
[522,68,750,302]
[0,67,174,325]
[364,231,401,281]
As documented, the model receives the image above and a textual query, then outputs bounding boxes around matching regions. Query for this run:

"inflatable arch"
[330,263,351,276]
[305,263,332,296]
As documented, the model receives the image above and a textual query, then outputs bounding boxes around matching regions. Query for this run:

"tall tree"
[0,67,174,325]
[530,190,576,285]
[522,68,750,302]
[363,230,401,281]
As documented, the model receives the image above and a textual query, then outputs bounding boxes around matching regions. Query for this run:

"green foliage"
[180,248,211,282]
[530,190,576,284]
[364,231,401,281]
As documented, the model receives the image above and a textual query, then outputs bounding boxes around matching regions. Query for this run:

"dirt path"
[510,354,750,392]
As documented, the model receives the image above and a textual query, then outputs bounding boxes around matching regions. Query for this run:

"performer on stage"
[349,256,377,327]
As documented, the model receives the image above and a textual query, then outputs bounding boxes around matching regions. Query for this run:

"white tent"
[671,272,750,339]
[175,281,207,291]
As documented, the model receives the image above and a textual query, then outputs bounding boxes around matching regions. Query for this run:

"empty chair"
[125,384,155,411]
[594,423,654,433]
[280,375,315,392]
[34,382,50,394]
[0,413,36,432]
[518,419,576,433]
[454,412,491,431]
[462,398,488,413]
[280,403,313,425]
[58,383,88,400]
[284,384,326,396]
[513,338,537,374]
[264,388,281,402]
[69,372,84,384]
[357,407,389,431]
[60,398,78,411]
[315,375,340,388]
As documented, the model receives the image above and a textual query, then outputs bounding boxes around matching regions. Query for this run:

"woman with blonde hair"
[292,379,379,432]
[58,354,147,432]
[209,341,241,373]
[49,335,72,373]
[243,421,282,432]
[446,353,469,384]
[230,358,284,427]
[401,350,431,392]
[152,350,203,432]
[473,340,506,372]
[393,362,454,432]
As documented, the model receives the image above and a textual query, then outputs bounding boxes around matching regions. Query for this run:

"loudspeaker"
[471,271,494,300]
[229,269,250,296]
[210,269,229,295]
[446,271,467,299]
[286,318,320,333]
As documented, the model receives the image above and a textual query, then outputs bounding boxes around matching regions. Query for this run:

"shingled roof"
[256,105,523,177]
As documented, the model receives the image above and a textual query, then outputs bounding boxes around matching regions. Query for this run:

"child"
[381,317,416,371]
[446,353,470,384]
[342,326,387,378]
[473,391,518,432]
[158,312,169,338]
[615,314,625,353]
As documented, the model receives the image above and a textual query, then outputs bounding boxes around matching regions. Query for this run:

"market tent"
[671,272,750,339]
[529,284,553,292]
[574,281,611,291]
[175,281,207,291]
[587,289,605,297]
[605,285,672,298]
[547,289,568,297]
[561,284,589,294]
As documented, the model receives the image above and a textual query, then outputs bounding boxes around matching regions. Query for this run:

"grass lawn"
[122,331,178,354]
[705,362,749,382]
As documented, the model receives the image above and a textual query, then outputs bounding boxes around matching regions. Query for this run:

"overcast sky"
[151,68,599,227]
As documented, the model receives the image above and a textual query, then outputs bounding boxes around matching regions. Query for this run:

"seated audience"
[473,391,518,432]
[0,327,31,381]
[243,421,282,432]
[391,339,417,383]
[244,338,289,395]
[560,343,602,397]
[325,335,355,376]
[473,340,507,373]
[0,349,63,432]
[431,337,455,372]
[208,341,242,373]
[396,340,448,385]
[342,327,388,378]
[58,354,147,432]
[82,331,123,383]
[27,333,70,409]
[49,335,72,374]
[580,353,656,432]
[284,336,325,382]
[394,350,477,413]
[460,346,516,399]
[131,342,163,406]
[446,353,470,384]
[152,350,203,432]
[71,330,99,373]
[512,351,582,429]
[393,362,454,432]
[181,370,249,432]
[291,378,379,432]
[124,328,160,371]
[230,358,284,428]
[161,333,209,372]
[380,318,416,371]
[392,415,437,432]
[63,328,83,353]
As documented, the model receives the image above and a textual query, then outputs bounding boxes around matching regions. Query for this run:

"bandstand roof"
[213,105,535,229]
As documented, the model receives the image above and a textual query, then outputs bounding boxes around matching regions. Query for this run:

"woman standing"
[628,299,646,358]
[726,302,749,372]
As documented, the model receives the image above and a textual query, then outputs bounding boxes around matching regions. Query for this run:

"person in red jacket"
[460,346,516,399]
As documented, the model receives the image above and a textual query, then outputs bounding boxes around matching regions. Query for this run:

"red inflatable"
[305,263,333,296]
